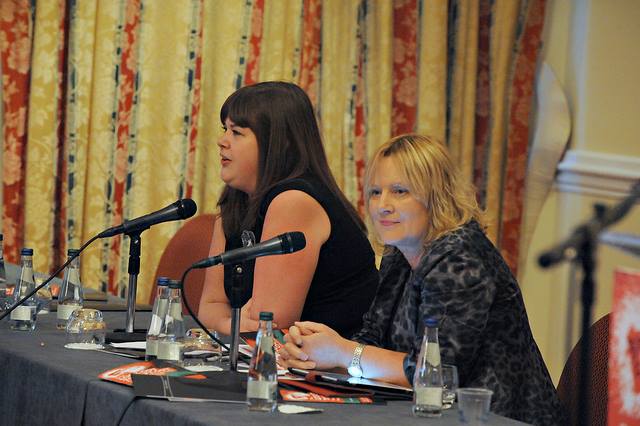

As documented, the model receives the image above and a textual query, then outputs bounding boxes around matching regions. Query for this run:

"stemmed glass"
[442,364,459,409]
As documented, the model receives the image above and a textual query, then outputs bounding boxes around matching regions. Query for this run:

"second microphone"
[191,232,306,269]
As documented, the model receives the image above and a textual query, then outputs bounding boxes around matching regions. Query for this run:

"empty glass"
[457,387,493,425]
[442,364,459,409]
[64,308,107,350]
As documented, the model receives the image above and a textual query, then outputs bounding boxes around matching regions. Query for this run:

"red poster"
[609,268,640,425]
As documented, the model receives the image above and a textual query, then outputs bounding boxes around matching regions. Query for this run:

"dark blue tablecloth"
[0,311,528,425]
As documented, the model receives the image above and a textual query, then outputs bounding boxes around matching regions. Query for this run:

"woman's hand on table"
[278,321,354,370]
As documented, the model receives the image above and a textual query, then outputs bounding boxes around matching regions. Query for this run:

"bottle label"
[157,341,181,361]
[415,387,443,406]
[149,299,168,334]
[146,339,158,356]
[149,314,163,335]
[10,305,34,321]
[57,303,82,321]
[247,379,276,400]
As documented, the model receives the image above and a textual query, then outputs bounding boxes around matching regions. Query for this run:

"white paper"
[278,405,323,414]
[183,365,224,372]
[110,341,146,350]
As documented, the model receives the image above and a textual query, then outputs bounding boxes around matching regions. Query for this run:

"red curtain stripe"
[391,0,419,136]
[244,0,265,86]
[298,0,322,108]
[499,0,547,276]
[0,0,32,263]
[108,0,142,295]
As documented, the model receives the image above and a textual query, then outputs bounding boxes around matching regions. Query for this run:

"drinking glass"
[181,328,222,367]
[442,364,459,409]
[64,308,107,350]
[457,387,493,425]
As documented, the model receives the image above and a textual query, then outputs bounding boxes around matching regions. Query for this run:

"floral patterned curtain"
[0,0,545,303]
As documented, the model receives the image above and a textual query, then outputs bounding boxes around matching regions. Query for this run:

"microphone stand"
[229,263,244,372]
[539,180,640,426]
[106,231,147,341]
[125,231,142,333]
[572,218,597,426]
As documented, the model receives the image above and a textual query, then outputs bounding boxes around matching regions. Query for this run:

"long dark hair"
[218,81,365,238]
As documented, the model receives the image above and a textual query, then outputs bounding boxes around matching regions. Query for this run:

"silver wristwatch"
[347,343,366,378]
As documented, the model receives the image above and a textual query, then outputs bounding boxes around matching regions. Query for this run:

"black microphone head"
[281,232,306,254]
[538,253,552,268]
[177,199,197,219]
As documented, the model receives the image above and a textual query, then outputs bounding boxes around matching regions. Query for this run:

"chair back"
[151,213,216,315]
[557,313,610,426]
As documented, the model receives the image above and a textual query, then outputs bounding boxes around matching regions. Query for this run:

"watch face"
[348,365,362,378]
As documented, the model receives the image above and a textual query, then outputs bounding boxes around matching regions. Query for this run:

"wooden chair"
[556,313,610,426]
[150,213,216,315]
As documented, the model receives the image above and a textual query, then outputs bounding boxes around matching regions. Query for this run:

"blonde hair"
[364,134,484,247]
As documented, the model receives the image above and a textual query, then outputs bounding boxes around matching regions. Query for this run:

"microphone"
[192,231,306,269]
[538,179,640,268]
[98,199,197,238]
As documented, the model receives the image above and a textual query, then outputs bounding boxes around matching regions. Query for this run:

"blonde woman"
[280,134,564,425]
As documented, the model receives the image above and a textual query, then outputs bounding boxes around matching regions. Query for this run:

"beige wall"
[521,0,640,384]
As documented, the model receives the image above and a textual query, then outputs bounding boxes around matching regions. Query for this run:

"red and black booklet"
[99,360,246,403]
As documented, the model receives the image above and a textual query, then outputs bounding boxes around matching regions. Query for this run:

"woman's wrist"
[338,339,359,369]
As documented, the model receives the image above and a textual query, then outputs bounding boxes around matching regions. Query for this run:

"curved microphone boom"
[192,231,306,268]
[98,199,197,238]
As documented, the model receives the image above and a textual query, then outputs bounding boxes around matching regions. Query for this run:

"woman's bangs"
[220,90,253,128]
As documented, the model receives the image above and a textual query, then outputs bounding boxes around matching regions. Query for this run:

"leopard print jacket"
[352,220,565,425]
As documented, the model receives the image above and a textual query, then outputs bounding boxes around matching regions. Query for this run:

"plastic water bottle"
[0,234,10,310]
[146,277,171,360]
[156,280,185,362]
[57,249,84,329]
[9,248,38,331]
[247,311,277,412]
[413,317,443,417]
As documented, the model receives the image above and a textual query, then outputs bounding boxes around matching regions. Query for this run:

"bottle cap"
[168,280,182,289]
[259,311,273,321]
[423,317,438,328]
[21,248,34,256]
[157,276,170,286]
[68,248,80,256]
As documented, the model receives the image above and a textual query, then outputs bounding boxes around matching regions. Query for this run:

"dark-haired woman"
[198,81,378,337]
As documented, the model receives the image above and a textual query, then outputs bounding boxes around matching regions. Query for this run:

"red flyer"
[99,361,204,386]
[609,267,640,425]
[279,389,374,404]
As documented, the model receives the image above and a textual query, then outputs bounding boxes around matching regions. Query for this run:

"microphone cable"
[179,266,251,362]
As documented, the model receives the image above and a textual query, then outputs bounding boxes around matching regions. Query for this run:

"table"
[0,311,530,426]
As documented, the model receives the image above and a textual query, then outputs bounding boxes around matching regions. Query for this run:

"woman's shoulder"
[416,221,492,272]
[417,220,518,290]
[260,175,323,214]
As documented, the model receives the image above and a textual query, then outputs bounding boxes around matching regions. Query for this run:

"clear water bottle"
[413,317,443,417]
[57,249,84,329]
[9,248,38,331]
[0,234,10,310]
[146,277,171,360]
[247,311,278,412]
[30,247,52,314]
[156,280,185,363]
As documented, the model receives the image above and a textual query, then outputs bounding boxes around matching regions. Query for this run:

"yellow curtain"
[1,0,546,303]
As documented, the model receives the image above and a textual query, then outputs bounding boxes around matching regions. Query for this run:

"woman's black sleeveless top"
[223,176,379,337]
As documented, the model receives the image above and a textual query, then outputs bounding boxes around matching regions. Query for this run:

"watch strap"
[349,343,366,375]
